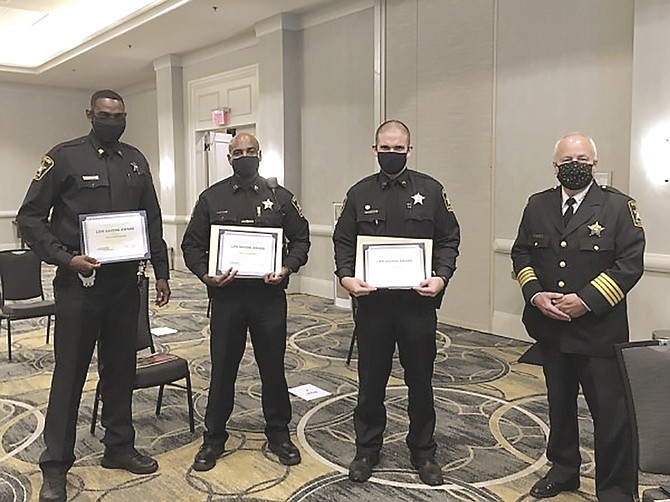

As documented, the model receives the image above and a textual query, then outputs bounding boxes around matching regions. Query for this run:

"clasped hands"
[339,276,446,298]
[201,266,290,288]
[533,292,587,321]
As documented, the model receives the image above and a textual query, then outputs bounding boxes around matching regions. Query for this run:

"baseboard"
[299,276,333,299]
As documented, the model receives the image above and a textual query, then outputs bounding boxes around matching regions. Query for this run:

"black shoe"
[268,439,301,465]
[530,476,580,498]
[39,472,66,502]
[192,443,225,472]
[410,457,444,486]
[101,448,158,475]
[348,453,380,482]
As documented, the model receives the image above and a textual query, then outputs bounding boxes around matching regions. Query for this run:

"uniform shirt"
[17,132,169,279]
[511,183,645,356]
[181,174,310,287]
[333,168,460,288]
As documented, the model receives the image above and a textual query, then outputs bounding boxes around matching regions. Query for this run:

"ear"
[86,109,93,120]
[406,145,414,158]
[258,150,262,162]
[552,162,559,176]
[371,145,377,155]
[227,154,232,164]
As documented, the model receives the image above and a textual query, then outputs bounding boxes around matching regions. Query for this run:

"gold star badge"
[588,221,605,237]
[411,192,425,205]
[262,199,274,210]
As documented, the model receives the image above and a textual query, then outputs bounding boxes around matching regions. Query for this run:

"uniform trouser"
[40,264,139,475]
[203,283,291,446]
[353,291,437,459]
[540,346,637,502]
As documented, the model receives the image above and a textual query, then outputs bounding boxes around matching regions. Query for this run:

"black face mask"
[232,156,260,179]
[92,116,126,145]
[377,152,407,175]
[556,160,593,190]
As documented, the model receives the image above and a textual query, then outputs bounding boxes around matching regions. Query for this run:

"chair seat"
[135,353,189,388]
[1,300,55,318]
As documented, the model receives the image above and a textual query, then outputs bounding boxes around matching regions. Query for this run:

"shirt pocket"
[529,234,549,249]
[356,207,386,234]
[73,174,110,213]
[257,209,284,227]
[404,207,434,236]
[579,236,615,253]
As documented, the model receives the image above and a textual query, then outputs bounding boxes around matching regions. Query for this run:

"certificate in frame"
[208,225,283,278]
[355,235,433,289]
[79,210,151,264]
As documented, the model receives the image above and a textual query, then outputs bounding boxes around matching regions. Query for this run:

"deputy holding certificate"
[181,132,310,471]
[333,119,460,486]
[17,89,171,502]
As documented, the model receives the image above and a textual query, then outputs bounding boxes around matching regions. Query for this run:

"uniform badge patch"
[442,189,453,212]
[34,155,54,181]
[628,200,643,227]
[291,196,304,218]
[587,221,605,237]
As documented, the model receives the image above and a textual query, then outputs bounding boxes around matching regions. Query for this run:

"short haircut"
[375,119,411,146]
[553,132,598,161]
[90,89,124,109]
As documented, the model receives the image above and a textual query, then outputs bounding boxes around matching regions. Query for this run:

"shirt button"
[558,280,565,288]
[593,245,600,251]
[534,241,539,247]
[560,240,567,248]
[559,261,566,268]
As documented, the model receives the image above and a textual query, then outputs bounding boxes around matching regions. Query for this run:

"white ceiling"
[0,0,336,90]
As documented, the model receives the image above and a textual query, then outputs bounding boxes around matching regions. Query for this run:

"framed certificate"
[208,225,283,278]
[79,210,151,264]
[355,236,433,289]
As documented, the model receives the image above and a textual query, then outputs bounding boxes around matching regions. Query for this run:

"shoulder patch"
[34,155,54,181]
[291,196,305,218]
[442,189,454,212]
[628,200,643,227]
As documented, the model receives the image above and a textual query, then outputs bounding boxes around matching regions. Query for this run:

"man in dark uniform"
[511,132,644,501]
[17,89,171,502]
[181,132,310,472]
[333,120,460,486]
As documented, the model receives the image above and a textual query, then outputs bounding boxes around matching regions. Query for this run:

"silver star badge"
[262,199,274,210]
[411,192,425,205]
[588,221,605,237]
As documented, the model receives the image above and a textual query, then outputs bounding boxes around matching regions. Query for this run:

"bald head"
[553,132,598,164]
[374,119,411,147]
[229,132,260,156]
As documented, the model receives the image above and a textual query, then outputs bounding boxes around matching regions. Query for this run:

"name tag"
[82,175,100,181]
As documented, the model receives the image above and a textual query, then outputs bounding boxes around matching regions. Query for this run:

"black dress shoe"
[39,472,66,502]
[268,439,301,465]
[410,457,444,486]
[530,476,580,498]
[348,453,380,482]
[192,443,225,472]
[101,448,158,475]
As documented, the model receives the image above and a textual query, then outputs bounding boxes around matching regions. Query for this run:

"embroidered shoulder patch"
[442,189,453,212]
[628,200,643,227]
[34,155,54,181]
[291,196,305,218]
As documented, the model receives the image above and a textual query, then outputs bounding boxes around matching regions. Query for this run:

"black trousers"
[353,291,437,459]
[203,282,291,446]
[540,345,637,502]
[40,263,139,475]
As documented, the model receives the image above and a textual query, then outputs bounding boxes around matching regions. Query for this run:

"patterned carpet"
[0,268,668,501]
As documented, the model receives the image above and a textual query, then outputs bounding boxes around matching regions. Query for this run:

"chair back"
[0,249,45,303]
[136,275,156,353]
[616,340,670,474]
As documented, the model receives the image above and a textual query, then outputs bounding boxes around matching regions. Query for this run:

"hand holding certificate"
[208,226,283,278]
[355,236,433,289]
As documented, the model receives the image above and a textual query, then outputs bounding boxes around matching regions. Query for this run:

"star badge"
[411,192,425,205]
[262,199,274,210]
[587,221,605,237]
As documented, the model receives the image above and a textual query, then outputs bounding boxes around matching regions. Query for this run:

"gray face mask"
[556,160,593,190]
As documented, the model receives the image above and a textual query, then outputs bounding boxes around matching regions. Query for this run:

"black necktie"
[563,197,576,227]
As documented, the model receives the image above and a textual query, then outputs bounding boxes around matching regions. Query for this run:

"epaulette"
[49,135,88,154]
